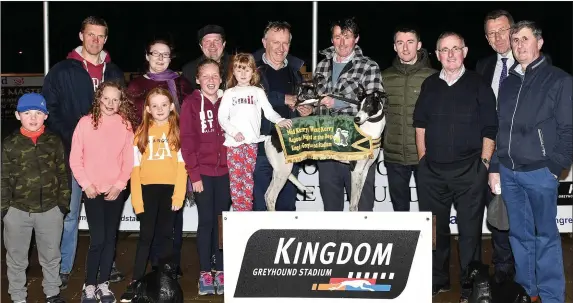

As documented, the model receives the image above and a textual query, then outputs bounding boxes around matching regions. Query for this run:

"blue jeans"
[60,176,83,274]
[253,155,298,211]
[500,164,565,303]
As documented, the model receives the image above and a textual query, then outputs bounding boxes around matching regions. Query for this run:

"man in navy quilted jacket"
[489,21,572,303]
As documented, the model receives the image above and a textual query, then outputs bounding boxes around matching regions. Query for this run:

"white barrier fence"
[78,153,573,234]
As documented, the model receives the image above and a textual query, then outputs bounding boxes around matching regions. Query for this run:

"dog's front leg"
[349,159,370,211]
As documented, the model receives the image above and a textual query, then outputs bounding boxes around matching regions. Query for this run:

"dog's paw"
[348,205,358,212]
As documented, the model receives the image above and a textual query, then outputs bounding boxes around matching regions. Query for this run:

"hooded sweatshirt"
[67,46,111,91]
[180,89,228,183]
[42,46,123,157]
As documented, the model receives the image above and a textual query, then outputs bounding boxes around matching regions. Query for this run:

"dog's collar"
[372,136,381,149]
[367,112,384,123]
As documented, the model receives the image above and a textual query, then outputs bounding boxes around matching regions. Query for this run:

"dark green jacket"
[1,129,70,213]
[381,49,437,165]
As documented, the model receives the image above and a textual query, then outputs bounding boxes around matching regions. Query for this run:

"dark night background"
[1,1,572,75]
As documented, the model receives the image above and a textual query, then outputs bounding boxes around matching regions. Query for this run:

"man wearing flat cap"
[182,24,230,90]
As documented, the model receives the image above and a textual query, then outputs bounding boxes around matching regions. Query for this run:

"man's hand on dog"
[277,119,293,129]
[285,94,297,109]
[320,96,335,108]
[192,180,204,193]
[296,105,313,116]
[234,132,245,142]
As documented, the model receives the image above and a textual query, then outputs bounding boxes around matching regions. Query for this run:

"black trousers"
[149,208,183,268]
[195,175,232,272]
[417,156,487,287]
[385,162,418,211]
[84,191,125,285]
[132,184,176,280]
[317,160,376,211]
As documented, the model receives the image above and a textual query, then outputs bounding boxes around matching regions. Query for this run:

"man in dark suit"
[475,9,515,284]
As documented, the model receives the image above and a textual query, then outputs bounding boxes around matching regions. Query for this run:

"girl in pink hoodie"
[69,81,136,302]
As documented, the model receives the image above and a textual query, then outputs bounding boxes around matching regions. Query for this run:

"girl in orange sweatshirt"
[120,87,187,302]
[69,81,137,303]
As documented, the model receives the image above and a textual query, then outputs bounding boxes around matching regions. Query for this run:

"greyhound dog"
[263,84,387,212]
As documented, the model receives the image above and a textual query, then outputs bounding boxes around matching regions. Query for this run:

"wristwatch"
[482,158,490,165]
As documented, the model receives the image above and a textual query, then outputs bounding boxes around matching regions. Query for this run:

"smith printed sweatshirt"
[217,85,285,147]
[130,122,187,214]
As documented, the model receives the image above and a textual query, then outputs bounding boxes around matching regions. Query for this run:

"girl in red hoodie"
[180,58,230,296]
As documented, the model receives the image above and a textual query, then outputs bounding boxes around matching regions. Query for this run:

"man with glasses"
[182,25,230,90]
[413,32,498,302]
[489,21,571,303]
[475,9,516,284]
[252,21,313,211]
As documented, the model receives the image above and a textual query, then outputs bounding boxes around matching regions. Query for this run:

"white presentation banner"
[78,157,573,234]
[223,211,432,302]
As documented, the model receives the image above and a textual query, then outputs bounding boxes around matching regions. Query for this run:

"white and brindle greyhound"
[263,89,387,212]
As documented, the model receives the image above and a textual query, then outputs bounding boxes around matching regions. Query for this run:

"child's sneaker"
[198,271,215,295]
[95,281,116,303]
[81,285,98,303]
[214,271,224,295]
[46,294,66,303]
[120,280,137,302]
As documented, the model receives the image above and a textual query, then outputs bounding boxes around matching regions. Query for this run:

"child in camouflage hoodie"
[1,93,70,303]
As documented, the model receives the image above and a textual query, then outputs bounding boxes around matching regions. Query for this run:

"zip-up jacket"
[42,48,124,156]
[381,49,437,165]
[490,56,573,176]
[180,89,228,183]
[1,129,70,213]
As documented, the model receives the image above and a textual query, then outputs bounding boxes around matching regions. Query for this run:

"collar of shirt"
[333,50,355,64]
[262,53,288,70]
[439,65,466,86]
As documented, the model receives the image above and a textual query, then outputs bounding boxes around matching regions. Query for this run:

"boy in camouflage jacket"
[2,93,70,303]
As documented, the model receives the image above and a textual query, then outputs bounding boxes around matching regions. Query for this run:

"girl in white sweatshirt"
[218,53,292,211]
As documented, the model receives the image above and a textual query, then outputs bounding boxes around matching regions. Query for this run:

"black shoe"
[46,294,66,303]
[59,273,69,290]
[493,270,515,284]
[432,284,451,296]
[109,265,125,283]
[120,281,137,303]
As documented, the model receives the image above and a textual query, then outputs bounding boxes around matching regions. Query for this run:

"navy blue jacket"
[42,58,124,154]
[253,49,305,155]
[490,56,572,176]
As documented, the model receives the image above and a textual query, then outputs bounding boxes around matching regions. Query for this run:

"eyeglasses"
[486,27,510,39]
[437,46,465,54]
[148,51,173,59]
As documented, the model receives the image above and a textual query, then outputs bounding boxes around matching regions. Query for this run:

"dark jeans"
[417,156,487,288]
[485,190,515,275]
[317,160,376,211]
[253,155,299,211]
[132,185,176,280]
[83,191,125,286]
[195,175,231,272]
[385,162,418,211]
[149,205,183,268]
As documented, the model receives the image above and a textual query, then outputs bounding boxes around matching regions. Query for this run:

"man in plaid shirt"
[313,17,384,211]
